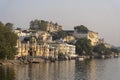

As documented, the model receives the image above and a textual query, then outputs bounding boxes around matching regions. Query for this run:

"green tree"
[75,38,92,55]
[0,22,18,60]
[52,30,68,40]
[74,25,89,33]
[111,48,119,53]
[58,52,65,60]
[5,23,14,31]
[104,48,112,55]
[30,20,48,31]
[93,43,106,55]
[38,20,48,31]
[93,43,112,56]
[111,47,119,55]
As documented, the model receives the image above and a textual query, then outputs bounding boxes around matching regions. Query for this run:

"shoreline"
[0,54,119,66]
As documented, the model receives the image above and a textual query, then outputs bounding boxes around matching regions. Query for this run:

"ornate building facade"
[16,37,50,58]
[16,36,76,59]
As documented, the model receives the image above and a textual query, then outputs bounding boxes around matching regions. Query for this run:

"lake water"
[0,58,120,80]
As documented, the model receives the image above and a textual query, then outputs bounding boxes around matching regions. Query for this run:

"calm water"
[1,58,120,80]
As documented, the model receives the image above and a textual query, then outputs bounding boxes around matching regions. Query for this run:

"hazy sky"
[0,0,120,46]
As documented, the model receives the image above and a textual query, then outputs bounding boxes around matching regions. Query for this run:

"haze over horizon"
[0,0,120,46]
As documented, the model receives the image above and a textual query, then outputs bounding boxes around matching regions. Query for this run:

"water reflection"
[89,60,97,80]
[75,60,91,80]
[0,65,15,80]
[14,60,76,80]
[0,59,120,80]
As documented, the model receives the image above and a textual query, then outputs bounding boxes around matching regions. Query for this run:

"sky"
[0,0,120,46]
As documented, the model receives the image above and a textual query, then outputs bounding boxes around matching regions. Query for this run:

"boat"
[76,56,84,61]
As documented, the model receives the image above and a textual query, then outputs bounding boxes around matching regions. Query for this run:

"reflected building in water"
[0,65,15,80]
[1,59,120,80]
[89,60,97,80]
[13,61,75,80]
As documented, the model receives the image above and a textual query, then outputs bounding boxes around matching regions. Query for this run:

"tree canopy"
[5,23,14,31]
[52,30,68,40]
[30,20,48,31]
[74,25,89,33]
[0,22,18,60]
[93,43,112,55]
[75,38,92,55]
[111,47,119,54]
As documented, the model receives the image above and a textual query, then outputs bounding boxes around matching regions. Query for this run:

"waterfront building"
[15,29,53,58]
[16,37,50,58]
[16,35,76,59]
[49,42,76,57]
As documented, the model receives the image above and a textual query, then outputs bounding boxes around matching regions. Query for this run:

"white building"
[14,28,30,37]
[49,42,76,57]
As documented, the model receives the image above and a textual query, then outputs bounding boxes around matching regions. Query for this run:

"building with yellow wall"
[63,35,76,43]
[87,31,99,46]
[16,38,50,58]
[16,38,76,59]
